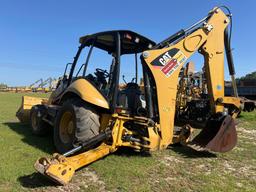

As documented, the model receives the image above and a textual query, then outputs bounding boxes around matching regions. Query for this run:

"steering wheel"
[95,68,109,78]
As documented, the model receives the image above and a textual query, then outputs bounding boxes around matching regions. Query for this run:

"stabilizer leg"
[34,144,113,185]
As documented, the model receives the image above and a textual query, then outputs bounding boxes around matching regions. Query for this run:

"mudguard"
[61,79,109,109]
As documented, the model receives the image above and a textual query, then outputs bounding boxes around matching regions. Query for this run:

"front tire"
[30,105,49,136]
[54,98,100,153]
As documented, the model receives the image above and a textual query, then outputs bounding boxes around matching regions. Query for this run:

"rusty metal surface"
[190,115,237,153]
[205,116,237,152]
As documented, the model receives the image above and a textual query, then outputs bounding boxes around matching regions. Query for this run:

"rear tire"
[30,105,49,136]
[54,98,100,154]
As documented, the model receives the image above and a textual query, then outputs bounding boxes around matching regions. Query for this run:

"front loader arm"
[142,7,240,147]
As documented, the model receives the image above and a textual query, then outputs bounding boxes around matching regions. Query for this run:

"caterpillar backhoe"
[16,6,246,185]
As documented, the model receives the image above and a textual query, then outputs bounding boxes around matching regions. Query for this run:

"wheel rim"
[59,111,75,144]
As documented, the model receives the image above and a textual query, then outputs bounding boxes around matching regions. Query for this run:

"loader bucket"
[190,115,237,153]
[16,96,47,123]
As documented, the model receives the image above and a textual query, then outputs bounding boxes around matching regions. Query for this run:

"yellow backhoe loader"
[16,6,248,185]
[36,77,56,93]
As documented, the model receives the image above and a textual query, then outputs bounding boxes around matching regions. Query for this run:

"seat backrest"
[117,83,142,115]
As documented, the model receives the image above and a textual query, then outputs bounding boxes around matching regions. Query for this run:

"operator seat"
[117,83,144,116]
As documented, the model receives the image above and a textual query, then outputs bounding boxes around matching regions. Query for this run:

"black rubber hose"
[152,29,185,49]
[224,27,235,76]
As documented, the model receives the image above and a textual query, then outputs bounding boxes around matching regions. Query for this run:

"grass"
[0,92,255,191]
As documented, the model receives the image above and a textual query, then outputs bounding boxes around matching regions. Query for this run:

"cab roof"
[79,30,156,55]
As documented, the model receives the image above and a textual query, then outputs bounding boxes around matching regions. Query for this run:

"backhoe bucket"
[189,115,237,152]
[16,96,47,123]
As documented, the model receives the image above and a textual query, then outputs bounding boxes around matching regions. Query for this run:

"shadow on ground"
[4,122,57,189]
[4,122,216,159]
[113,145,216,159]
[169,144,217,158]
[4,122,54,154]
[114,147,152,157]
[18,173,56,188]
[5,122,216,190]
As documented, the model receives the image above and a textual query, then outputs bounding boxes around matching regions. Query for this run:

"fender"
[61,78,109,109]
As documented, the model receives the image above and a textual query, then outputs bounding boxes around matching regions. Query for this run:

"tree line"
[237,71,256,81]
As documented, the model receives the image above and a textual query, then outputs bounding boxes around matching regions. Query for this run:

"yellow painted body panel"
[201,9,229,113]
[143,8,229,147]
[63,79,109,109]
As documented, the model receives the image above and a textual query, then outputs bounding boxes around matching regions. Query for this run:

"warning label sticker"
[161,59,178,77]
[151,48,187,77]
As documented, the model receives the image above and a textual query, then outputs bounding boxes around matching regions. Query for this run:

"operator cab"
[57,30,155,115]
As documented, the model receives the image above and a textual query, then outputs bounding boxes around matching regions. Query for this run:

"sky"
[0,0,255,86]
